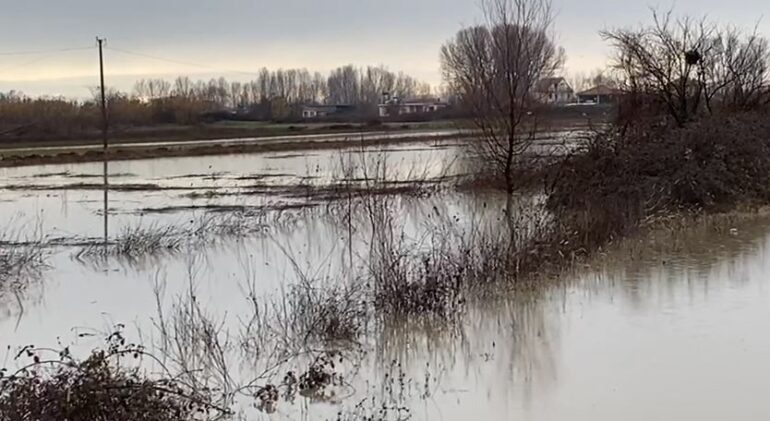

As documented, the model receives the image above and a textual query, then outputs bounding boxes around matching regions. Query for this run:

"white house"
[534,77,574,104]
[378,96,448,117]
[302,104,356,119]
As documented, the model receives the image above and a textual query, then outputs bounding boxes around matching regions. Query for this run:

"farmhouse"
[302,104,356,119]
[534,77,574,104]
[378,96,448,117]
[576,85,624,104]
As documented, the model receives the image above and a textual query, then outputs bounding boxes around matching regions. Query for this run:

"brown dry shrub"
[0,354,211,421]
[537,110,770,270]
[0,332,221,421]
[550,110,770,214]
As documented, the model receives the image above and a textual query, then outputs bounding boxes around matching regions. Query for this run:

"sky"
[0,0,768,98]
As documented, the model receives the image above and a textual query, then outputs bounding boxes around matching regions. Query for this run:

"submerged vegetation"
[0,222,48,303]
[75,212,270,266]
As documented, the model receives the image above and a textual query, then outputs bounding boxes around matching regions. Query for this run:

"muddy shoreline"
[0,132,466,168]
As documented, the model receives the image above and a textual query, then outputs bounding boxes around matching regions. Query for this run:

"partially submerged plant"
[0,328,226,421]
[75,211,269,267]
[0,240,48,284]
[275,279,368,346]
[0,221,50,300]
[77,223,183,264]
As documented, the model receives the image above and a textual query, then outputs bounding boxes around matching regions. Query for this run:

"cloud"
[0,0,767,95]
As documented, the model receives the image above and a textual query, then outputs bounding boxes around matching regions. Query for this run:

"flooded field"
[2,139,770,420]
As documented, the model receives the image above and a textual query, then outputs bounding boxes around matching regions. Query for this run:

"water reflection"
[4,146,770,419]
[0,143,461,242]
[333,214,770,421]
[102,158,109,246]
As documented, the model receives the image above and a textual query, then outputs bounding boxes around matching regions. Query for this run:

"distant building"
[534,77,574,104]
[378,95,448,117]
[302,104,356,119]
[576,85,624,104]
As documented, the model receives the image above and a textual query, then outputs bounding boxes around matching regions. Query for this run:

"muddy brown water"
[2,142,770,420]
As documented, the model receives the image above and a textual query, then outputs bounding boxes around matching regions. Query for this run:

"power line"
[0,45,95,76]
[104,46,262,76]
[0,46,94,56]
[0,55,57,75]
[105,46,212,69]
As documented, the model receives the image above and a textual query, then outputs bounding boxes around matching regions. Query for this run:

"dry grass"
[0,222,49,290]
[272,279,368,347]
[77,223,183,263]
[147,254,366,417]
[75,211,270,267]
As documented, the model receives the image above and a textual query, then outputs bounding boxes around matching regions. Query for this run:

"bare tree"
[568,68,620,93]
[133,79,171,102]
[602,9,770,126]
[602,11,718,126]
[702,26,770,111]
[441,0,564,194]
[327,65,360,105]
[360,65,395,111]
[172,76,194,99]
[311,72,328,103]
[393,71,422,101]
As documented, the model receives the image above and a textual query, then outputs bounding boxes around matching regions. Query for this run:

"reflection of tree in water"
[578,214,770,312]
[357,214,770,418]
[0,223,49,327]
[368,287,562,416]
[306,185,563,416]
[0,281,45,329]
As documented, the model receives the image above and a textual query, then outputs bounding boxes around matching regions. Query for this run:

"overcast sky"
[0,0,767,97]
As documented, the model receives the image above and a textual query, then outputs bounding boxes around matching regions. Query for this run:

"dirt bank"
[0,132,467,168]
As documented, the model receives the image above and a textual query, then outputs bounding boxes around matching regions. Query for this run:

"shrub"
[550,110,770,213]
[0,334,220,421]
[542,110,770,263]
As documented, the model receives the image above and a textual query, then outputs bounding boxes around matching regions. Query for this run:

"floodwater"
[2,139,770,420]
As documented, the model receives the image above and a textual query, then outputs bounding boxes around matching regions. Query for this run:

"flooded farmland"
[2,139,770,420]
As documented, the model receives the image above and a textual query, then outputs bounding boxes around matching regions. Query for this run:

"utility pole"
[97,37,107,150]
[97,37,109,247]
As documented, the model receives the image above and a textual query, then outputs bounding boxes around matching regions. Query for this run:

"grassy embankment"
[0,105,611,167]
[0,120,465,167]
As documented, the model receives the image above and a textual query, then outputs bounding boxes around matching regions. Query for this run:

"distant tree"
[393,72,421,100]
[569,68,621,93]
[311,72,328,103]
[172,76,194,99]
[133,79,171,103]
[359,65,396,111]
[0,64,432,133]
[327,65,360,105]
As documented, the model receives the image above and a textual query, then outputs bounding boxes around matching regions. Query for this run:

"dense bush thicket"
[540,9,770,253]
[550,110,770,213]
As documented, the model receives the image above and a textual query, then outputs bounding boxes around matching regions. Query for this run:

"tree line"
[0,65,433,139]
[133,65,432,111]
